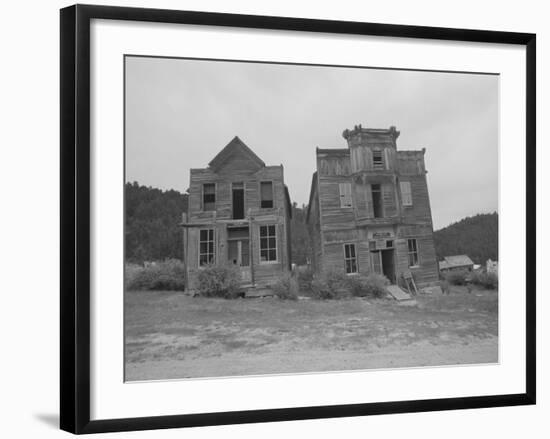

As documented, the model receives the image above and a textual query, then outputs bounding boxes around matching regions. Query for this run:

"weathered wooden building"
[181,136,292,290]
[439,255,475,273]
[306,125,439,287]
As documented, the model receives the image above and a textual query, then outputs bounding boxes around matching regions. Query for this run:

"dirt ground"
[124,287,498,381]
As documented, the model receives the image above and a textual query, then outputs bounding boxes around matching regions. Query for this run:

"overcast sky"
[125,56,498,230]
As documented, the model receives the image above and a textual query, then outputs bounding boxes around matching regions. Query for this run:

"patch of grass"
[125,287,498,368]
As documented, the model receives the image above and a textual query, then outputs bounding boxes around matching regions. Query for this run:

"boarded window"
[371,184,383,218]
[260,181,274,208]
[344,243,358,274]
[407,238,419,267]
[199,229,215,266]
[260,225,277,262]
[203,183,215,211]
[372,149,384,170]
[339,183,353,208]
[400,181,413,206]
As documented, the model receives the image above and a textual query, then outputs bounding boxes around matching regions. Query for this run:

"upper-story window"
[339,183,353,208]
[203,183,216,211]
[372,149,384,170]
[400,181,413,206]
[260,181,274,208]
[371,184,383,218]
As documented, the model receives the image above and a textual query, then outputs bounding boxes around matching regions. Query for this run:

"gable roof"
[443,255,474,267]
[208,136,265,172]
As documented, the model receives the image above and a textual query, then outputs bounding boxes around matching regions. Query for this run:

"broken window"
[199,229,215,266]
[203,183,215,211]
[260,225,277,262]
[372,149,384,170]
[339,182,353,208]
[260,181,274,208]
[344,243,358,274]
[407,238,419,267]
[372,184,383,218]
[400,181,413,206]
[232,182,245,219]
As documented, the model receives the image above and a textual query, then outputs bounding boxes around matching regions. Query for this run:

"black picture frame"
[60,4,536,434]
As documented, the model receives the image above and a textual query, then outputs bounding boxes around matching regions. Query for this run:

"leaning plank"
[385,284,412,301]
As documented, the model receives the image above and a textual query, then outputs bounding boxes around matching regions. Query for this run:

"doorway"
[227,226,251,282]
[232,182,245,219]
[371,249,396,284]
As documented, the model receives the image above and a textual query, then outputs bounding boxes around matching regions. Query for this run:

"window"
[400,181,413,206]
[260,181,274,208]
[260,225,277,262]
[344,244,358,274]
[371,184,383,218]
[372,149,384,170]
[232,182,245,219]
[203,183,215,211]
[199,229,215,266]
[407,238,419,267]
[339,183,352,208]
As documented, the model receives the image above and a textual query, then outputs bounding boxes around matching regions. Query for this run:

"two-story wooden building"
[181,136,292,290]
[306,125,439,287]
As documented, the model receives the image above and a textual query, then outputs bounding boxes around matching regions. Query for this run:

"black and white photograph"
[124,56,499,382]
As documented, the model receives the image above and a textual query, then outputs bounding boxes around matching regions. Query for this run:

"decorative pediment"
[208,136,265,173]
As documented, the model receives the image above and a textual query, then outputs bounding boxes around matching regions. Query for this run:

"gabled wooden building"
[181,136,292,290]
[306,125,439,287]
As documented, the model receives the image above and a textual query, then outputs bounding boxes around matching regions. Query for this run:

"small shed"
[439,255,474,273]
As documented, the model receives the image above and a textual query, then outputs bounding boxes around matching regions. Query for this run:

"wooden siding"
[188,166,286,222]
[306,175,323,272]
[184,140,291,289]
[307,127,438,286]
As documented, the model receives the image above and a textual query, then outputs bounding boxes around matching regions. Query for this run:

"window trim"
[198,228,215,267]
[202,183,216,212]
[343,243,358,274]
[407,238,419,268]
[259,224,278,264]
[259,180,274,209]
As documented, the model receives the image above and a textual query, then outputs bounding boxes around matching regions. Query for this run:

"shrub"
[271,273,299,300]
[125,259,186,291]
[444,270,469,286]
[469,270,498,290]
[347,273,390,299]
[310,269,351,300]
[196,264,241,299]
[297,267,314,293]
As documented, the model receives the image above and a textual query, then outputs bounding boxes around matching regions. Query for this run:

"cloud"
[125,57,498,229]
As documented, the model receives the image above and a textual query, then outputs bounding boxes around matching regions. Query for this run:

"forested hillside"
[290,202,311,265]
[125,182,188,263]
[126,183,498,268]
[434,213,498,265]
